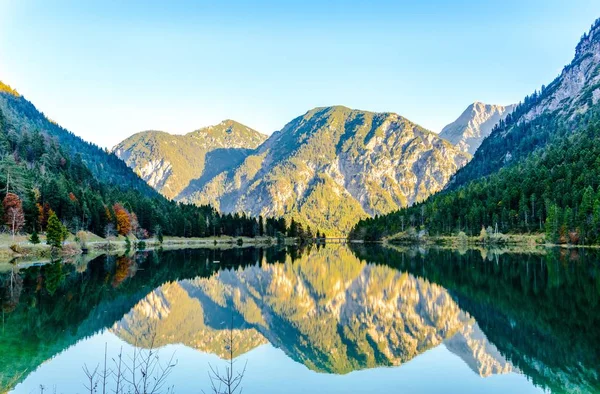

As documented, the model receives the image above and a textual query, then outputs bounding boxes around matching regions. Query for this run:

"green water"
[1,245,599,393]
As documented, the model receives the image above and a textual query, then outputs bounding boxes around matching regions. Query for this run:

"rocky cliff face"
[113,120,267,199]
[440,102,515,155]
[176,106,470,234]
[522,20,600,122]
[111,246,511,376]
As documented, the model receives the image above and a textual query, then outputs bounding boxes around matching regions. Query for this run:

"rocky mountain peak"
[440,102,515,155]
[189,119,266,141]
[113,120,266,199]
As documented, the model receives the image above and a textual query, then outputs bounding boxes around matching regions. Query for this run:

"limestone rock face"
[440,102,515,155]
[522,21,600,122]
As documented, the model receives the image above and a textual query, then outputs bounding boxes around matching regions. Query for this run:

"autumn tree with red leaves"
[3,193,25,240]
[113,203,132,236]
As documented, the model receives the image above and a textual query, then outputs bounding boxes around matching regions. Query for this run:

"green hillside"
[0,81,157,196]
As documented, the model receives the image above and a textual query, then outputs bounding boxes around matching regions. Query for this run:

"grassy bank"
[380,230,600,249]
[383,230,544,246]
[0,232,283,265]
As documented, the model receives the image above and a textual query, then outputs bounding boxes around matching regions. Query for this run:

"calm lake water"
[1,245,599,393]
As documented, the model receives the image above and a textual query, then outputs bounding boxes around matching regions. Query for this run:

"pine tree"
[545,203,558,243]
[288,219,298,237]
[46,212,64,249]
[61,222,69,245]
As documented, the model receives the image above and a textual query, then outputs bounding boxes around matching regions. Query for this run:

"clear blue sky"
[1,0,599,148]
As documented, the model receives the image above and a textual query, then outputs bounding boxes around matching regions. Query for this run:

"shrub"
[76,231,88,248]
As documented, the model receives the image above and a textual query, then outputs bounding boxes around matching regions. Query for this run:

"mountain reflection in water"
[1,245,599,393]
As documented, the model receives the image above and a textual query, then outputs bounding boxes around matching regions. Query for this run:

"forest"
[0,106,300,241]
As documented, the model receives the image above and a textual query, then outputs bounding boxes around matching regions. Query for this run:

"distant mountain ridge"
[185,106,471,234]
[118,106,470,234]
[440,102,515,155]
[0,78,272,240]
[114,120,267,200]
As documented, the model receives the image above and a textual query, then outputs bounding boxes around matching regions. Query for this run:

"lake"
[1,244,599,393]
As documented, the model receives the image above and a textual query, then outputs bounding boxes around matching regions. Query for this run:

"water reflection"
[113,246,511,377]
[0,245,599,393]
[352,245,600,393]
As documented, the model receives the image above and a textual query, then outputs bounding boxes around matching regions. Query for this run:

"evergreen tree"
[306,225,314,240]
[46,212,64,249]
[288,219,298,237]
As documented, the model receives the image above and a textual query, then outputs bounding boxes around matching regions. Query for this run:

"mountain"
[113,121,267,200]
[174,106,470,234]
[111,246,512,376]
[439,102,515,155]
[350,18,600,242]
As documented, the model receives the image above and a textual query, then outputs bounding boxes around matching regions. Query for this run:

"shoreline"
[0,234,291,268]
[354,232,600,250]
